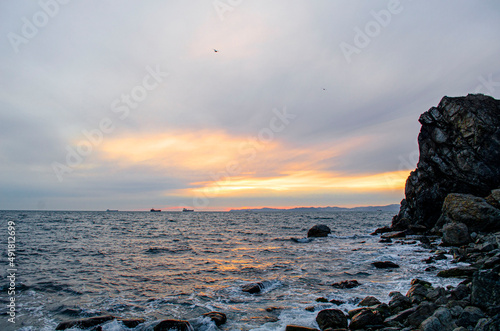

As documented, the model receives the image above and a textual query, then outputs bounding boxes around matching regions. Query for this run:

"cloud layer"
[1,0,499,210]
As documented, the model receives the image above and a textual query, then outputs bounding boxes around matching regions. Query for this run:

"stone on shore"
[349,309,384,329]
[307,224,331,237]
[358,296,381,307]
[436,193,500,233]
[437,266,477,278]
[441,222,470,246]
[471,270,500,310]
[315,309,348,330]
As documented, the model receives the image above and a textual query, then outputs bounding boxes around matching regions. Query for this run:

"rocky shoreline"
[54,94,500,330]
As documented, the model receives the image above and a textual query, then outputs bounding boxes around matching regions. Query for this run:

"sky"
[1,1,499,211]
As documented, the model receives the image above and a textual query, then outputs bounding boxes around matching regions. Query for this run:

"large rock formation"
[392,94,500,231]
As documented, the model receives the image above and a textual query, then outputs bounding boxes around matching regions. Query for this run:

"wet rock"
[202,312,227,326]
[384,306,417,325]
[358,296,381,307]
[379,238,392,243]
[474,314,500,331]
[349,309,384,329]
[348,307,369,319]
[315,309,348,330]
[455,306,485,328]
[154,319,193,331]
[120,318,146,328]
[330,299,345,305]
[406,283,430,304]
[420,307,455,331]
[450,283,470,300]
[372,261,400,269]
[426,266,438,272]
[285,325,319,331]
[426,287,446,302]
[483,255,500,268]
[436,193,500,233]
[388,292,412,313]
[381,231,406,239]
[56,316,116,330]
[442,222,471,246]
[331,280,360,289]
[471,270,500,309]
[407,302,438,327]
[437,266,478,278]
[307,224,331,238]
[392,94,500,231]
[242,282,265,294]
[371,226,393,235]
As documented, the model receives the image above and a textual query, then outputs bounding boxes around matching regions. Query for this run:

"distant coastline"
[229,204,400,213]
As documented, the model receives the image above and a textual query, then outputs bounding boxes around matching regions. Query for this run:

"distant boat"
[150,208,161,212]
[182,208,194,212]
[106,209,118,212]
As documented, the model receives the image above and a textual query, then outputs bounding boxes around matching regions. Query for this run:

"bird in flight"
[214,49,218,53]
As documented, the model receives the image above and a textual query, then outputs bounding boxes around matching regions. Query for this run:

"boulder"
[391,94,500,231]
[420,307,455,331]
[154,319,193,331]
[406,283,429,304]
[349,309,384,329]
[407,302,438,327]
[202,312,227,326]
[437,266,477,278]
[388,292,412,313]
[372,261,400,269]
[436,193,500,233]
[315,309,348,330]
[471,270,500,310]
[455,306,485,328]
[242,282,265,294]
[307,224,331,237]
[441,222,470,246]
[358,296,381,307]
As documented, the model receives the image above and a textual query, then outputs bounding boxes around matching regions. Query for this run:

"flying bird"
[214,49,218,53]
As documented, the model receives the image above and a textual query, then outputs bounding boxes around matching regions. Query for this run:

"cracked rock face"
[392,94,500,231]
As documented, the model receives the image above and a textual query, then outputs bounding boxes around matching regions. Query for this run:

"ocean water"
[0,211,465,331]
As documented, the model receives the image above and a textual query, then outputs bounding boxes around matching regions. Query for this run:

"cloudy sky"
[1,1,499,211]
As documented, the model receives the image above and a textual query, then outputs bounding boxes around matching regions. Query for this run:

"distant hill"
[229,204,400,213]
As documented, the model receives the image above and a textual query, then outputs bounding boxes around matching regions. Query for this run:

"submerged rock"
[202,312,227,326]
[331,279,360,289]
[372,261,400,269]
[391,94,500,231]
[154,319,193,331]
[241,282,265,294]
[307,224,331,237]
[56,316,116,330]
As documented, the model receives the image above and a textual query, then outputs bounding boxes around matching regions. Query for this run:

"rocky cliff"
[392,94,500,232]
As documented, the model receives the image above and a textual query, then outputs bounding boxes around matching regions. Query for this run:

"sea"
[0,210,466,331]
